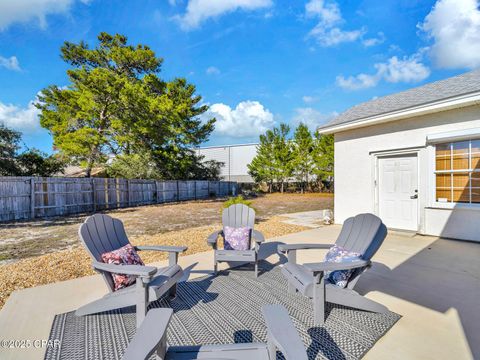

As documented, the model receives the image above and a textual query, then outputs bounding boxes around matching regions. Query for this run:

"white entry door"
[378,154,418,231]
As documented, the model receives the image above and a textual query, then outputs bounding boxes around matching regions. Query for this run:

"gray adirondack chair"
[207,204,265,277]
[122,304,308,360]
[76,214,187,327]
[278,213,388,325]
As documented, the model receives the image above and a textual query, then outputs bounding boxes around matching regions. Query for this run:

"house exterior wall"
[334,104,480,242]
[196,144,258,182]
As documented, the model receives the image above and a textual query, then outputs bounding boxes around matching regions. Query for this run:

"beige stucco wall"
[334,104,480,241]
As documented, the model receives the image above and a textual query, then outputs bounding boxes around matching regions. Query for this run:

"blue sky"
[0,0,479,153]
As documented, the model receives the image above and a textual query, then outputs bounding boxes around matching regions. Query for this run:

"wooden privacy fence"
[0,177,238,222]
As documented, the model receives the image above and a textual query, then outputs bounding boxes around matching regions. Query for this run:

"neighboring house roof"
[319,69,480,134]
[59,166,106,177]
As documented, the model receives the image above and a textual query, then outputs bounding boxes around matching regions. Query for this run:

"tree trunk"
[85,155,95,178]
[281,181,284,193]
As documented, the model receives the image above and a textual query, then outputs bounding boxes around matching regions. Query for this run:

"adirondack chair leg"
[168,283,177,299]
[155,330,168,360]
[213,260,218,275]
[254,260,258,278]
[288,282,297,294]
[266,329,276,360]
[313,273,326,325]
[136,278,148,328]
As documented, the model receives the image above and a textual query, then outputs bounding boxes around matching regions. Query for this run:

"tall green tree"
[0,123,64,176]
[312,133,334,190]
[292,123,314,193]
[248,130,276,192]
[272,123,294,193]
[16,150,65,176]
[0,124,21,176]
[36,32,215,178]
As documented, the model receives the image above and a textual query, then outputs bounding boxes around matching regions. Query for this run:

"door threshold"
[387,228,418,237]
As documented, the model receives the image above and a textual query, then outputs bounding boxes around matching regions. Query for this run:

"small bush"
[222,195,253,210]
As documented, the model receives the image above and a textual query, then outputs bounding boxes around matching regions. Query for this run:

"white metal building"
[319,70,480,242]
[196,143,258,183]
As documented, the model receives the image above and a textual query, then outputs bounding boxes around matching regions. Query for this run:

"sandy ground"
[0,193,333,263]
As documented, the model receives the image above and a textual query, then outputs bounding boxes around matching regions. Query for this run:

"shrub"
[222,195,253,210]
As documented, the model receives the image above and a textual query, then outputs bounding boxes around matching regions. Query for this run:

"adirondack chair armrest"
[135,246,187,266]
[303,259,370,275]
[122,308,173,360]
[278,244,332,264]
[135,245,187,253]
[262,305,307,360]
[251,229,265,243]
[207,230,223,247]
[92,261,157,279]
[277,243,332,254]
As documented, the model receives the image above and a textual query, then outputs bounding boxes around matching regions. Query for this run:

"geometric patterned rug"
[45,261,400,360]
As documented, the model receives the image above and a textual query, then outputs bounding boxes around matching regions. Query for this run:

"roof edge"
[318,91,480,135]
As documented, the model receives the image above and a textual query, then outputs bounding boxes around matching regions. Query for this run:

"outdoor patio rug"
[45,261,400,360]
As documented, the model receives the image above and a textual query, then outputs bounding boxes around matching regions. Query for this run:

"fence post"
[176,180,180,202]
[127,180,131,207]
[91,178,96,212]
[207,181,210,198]
[30,178,35,219]
[194,181,197,200]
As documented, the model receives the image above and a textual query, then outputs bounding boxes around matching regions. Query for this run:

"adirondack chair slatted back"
[79,214,132,291]
[222,204,256,249]
[334,213,387,289]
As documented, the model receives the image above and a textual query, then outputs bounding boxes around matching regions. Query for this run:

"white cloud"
[175,0,272,31]
[292,107,336,131]
[336,73,378,90]
[302,95,319,104]
[336,54,430,90]
[206,66,220,75]
[0,0,89,31]
[305,0,365,46]
[376,55,430,83]
[419,0,480,69]
[362,32,386,47]
[0,99,42,133]
[203,100,275,137]
[0,55,20,71]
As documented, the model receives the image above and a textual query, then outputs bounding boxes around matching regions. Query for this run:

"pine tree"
[36,32,214,178]
[312,133,334,191]
[292,123,314,193]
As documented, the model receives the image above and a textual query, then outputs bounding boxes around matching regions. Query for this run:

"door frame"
[372,148,421,232]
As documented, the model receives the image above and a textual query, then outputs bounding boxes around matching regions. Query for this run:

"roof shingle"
[320,69,480,130]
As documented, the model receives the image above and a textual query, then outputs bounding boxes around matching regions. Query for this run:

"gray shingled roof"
[319,69,480,130]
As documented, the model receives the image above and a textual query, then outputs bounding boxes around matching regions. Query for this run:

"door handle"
[410,194,418,199]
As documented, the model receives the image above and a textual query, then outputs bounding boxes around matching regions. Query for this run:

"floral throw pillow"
[324,244,362,288]
[223,226,251,251]
[101,244,145,291]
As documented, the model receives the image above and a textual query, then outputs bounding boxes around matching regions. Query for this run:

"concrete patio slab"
[0,226,478,360]
[279,210,328,228]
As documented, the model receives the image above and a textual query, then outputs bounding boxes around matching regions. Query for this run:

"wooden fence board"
[0,177,237,222]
